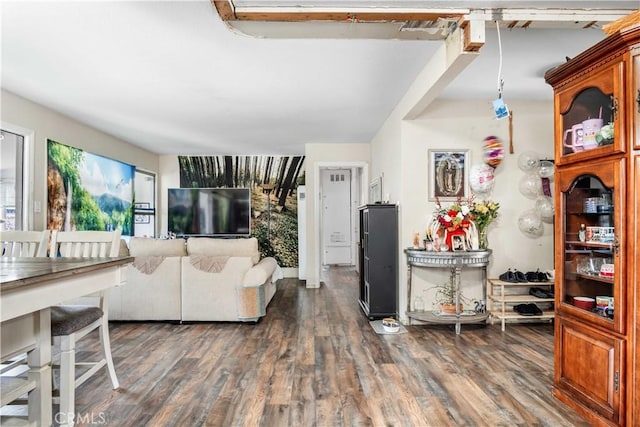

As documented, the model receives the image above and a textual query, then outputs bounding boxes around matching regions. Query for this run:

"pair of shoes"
[525,269,549,282]
[513,270,527,282]
[499,269,516,282]
[529,287,554,298]
[513,303,543,316]
[500,269,528,282]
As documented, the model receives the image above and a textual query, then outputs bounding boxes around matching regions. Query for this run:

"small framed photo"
[428,149,470,201]
[369,176,383,203]
[451,234,467,252]
[135,214,150,224]
[134,202,152,224]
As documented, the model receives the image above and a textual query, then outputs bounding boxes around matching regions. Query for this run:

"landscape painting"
[47,139,134,235]
[178,155,305,267]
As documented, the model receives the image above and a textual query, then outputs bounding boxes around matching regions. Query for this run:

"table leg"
[28,307,52,427]
[406,265,413,325]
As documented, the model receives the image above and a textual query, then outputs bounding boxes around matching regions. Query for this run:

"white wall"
[158,155,181,236]
[374,98,555,320]
[304,143,370,287]
[1,90,159,231]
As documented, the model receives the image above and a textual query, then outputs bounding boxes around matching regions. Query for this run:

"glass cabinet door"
[557,158,625,333]
[555,59,625,165]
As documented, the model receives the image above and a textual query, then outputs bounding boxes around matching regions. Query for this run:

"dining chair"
[0,230,51,423]
[0,230,49,257]
[48,230,121,425]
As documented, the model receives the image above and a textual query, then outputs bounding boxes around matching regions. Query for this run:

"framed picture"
[451,234,467,252]
[369,176,383,203]
[428,149,470,201]
[134,202,151,224]
[47,139,135,235]
[134,214,150,224]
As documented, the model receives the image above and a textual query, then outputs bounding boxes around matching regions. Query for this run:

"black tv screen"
[168,188,251,237]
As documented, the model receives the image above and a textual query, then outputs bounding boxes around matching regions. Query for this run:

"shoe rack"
[488,278,555,331]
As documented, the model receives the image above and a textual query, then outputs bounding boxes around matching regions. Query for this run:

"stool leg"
[99,316,119,389]
[58,334,76,427]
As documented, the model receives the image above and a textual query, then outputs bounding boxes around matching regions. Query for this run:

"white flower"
[461,206,470,216]
[443,215,452,222]
[456,212,464,220]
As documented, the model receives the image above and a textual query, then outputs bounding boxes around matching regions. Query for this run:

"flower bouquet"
[429,196,500,250]
[431,197,475,250]
[470,200,500,249]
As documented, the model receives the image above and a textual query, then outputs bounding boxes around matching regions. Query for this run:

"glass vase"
[478,227,489,250]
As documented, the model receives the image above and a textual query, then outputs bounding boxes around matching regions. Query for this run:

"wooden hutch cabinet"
[545,23,639,426]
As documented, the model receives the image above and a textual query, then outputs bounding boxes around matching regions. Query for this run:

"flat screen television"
[167,188,251,237]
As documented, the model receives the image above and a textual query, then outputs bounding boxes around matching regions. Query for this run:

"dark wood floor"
[68,266,587,426]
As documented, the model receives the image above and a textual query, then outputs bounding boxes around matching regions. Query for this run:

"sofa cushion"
[129,237,187,257]
[186,237,260,265]
[243,257,278,286]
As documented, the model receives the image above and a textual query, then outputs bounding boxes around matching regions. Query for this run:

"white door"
[321,169,352,265]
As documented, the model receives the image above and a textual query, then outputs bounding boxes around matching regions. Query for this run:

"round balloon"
[538,160,555,179]
[518,173,542,200]
[469,164,495,194]
[483,136,504,168]
[518,151,540,172]
[535,195,554,223]
[518,209,544,238]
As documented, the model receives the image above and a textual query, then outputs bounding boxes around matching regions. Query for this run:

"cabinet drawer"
[555,316,624,423]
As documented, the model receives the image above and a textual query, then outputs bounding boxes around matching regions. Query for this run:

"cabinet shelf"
[575,272,614,284]
[567,211,614,216]
[566,240,613,249]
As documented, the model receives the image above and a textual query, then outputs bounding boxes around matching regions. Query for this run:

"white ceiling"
[0,1,632,155]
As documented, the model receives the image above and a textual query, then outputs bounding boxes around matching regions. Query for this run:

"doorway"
[321,168,352,265]
[317,164,366,273]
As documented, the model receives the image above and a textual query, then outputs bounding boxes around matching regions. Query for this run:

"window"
[0,130,24,230]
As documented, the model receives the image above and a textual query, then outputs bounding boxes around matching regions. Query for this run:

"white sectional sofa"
[108,237,280,322]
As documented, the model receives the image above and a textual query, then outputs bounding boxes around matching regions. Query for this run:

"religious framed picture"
[428,149,470,201]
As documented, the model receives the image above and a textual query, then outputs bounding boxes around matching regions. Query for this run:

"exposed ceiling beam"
[212,1,633,39]
[402,19,485,120]
[213,0,235,21]
[232,10,464,22]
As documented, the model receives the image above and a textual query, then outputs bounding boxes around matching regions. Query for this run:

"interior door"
[321,169,352,265]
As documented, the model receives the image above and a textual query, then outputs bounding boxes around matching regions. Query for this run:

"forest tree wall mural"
[178,155,305,267]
